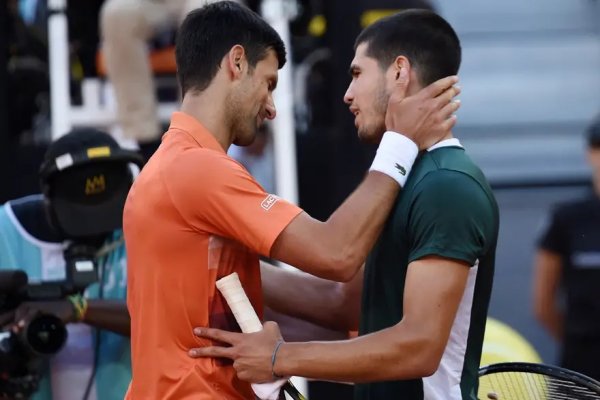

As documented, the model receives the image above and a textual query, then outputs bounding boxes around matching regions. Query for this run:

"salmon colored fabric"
[123,112,302,399]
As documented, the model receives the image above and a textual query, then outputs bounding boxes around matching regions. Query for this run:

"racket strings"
[479,371,600,399]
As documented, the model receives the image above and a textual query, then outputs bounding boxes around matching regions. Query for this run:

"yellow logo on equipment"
[85,175,106,195]
[87,146,111,158]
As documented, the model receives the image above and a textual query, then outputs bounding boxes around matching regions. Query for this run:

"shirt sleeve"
[164,149,302,256]
[537,205,568,255]
[407,170,498,266]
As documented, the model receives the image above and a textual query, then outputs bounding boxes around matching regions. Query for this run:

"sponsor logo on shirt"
[261,194,279,211]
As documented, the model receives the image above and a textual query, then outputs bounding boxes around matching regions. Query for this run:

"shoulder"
[414,168,491,201]
[407,169,499,232]
[162,148,254,186]
[0,197,32,234]
[160,148,266,217]
[6,194,44,214]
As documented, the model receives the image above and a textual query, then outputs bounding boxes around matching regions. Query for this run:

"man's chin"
[357,129,385,144]
[233,126,260,147]
[233,134,255,147]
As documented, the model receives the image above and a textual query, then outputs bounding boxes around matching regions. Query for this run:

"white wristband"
[369,131,419,187]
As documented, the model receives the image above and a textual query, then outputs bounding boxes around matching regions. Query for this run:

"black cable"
[81,250,108,400]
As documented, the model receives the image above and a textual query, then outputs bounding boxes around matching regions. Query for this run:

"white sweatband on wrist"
[369,131,419,187]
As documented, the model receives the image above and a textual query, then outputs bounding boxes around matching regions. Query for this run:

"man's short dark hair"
[587,115,600,149]
[175,1,286,95]
[355,9,461,86]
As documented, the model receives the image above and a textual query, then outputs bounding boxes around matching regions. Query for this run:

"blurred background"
[1,0,599,396]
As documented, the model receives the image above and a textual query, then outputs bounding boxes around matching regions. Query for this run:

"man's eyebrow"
[348,64,360,76]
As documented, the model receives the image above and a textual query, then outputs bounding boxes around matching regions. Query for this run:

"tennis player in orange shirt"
[122,2,460,399]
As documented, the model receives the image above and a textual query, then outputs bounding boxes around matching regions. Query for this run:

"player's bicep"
[402,256,470,356]
[408,172,496,265]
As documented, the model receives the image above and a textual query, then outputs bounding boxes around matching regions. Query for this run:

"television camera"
[0,128,144,399]
[0,247,98,399]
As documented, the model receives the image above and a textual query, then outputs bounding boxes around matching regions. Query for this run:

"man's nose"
[343,87,353,105]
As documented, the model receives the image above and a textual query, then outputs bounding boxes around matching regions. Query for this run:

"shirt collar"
[168,112,225,153]
[427,138,463,152]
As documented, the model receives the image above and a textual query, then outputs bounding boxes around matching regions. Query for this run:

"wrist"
[271,340,285,379]
[273,341,300,379]
[370,131,419,187]
[67,294,89,322]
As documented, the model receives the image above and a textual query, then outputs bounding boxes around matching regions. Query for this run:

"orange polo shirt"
[123,112,302,399]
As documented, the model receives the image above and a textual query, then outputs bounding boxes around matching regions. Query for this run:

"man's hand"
[189,321,284,383]
[385,69,460,150]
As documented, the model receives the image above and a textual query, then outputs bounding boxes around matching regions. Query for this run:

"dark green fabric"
[356,146,499,400]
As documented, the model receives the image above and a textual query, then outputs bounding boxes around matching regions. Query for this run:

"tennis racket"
[216,273,307,400]
[478,362,600,400]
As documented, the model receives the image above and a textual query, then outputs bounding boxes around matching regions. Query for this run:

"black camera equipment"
[0,129,144,399]
[0,240,111,399]
[39,129,144,239]
[0,270,68,399]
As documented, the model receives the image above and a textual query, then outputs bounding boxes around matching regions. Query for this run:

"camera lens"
[24,314,67,355]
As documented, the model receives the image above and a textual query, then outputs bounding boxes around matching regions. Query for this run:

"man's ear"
[227,44,247,79]
[391,55,412,84]
[389,55,421,96]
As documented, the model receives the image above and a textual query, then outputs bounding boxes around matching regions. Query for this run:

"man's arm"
[271,76,460,281]
[7,299,130,337]
[84,300,130,336]
[192,256,469,382]
[271,174,397,282]
[261,261,362,331]
[264,308,349,342]
[532,249,563,341]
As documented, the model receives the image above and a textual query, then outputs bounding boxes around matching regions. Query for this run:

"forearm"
[83,300,130,336]
[271,134,419,281]
[276,324,436,382]
[317,172,399,277]
[265,308,348,342]
[261,262,353,331]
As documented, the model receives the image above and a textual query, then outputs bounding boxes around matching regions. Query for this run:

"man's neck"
[180,87,233,152]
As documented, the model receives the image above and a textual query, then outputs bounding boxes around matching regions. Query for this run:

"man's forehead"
[355,42,369,56]
[351,42,373,67]
[256,49,279,70]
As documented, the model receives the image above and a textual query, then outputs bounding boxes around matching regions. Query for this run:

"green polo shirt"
[356,141,499,400]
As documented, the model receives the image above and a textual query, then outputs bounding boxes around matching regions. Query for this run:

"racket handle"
[216,272,263,334]
[216,273,287,400]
